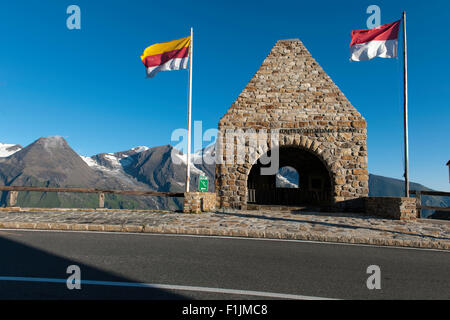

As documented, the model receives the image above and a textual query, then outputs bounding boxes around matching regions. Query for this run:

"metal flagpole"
[185,27,193,192]
[402,12,409,197]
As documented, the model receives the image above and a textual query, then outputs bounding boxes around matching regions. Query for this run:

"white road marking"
[0,276,336,300]
[1,228,448,253]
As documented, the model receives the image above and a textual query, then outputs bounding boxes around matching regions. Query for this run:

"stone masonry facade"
[184,192,217,213]
[215,39,369,209]
[365,197,418,220]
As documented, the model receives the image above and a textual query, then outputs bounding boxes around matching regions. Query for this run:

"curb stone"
[0,221,449,251]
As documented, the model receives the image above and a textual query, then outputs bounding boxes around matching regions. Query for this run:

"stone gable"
[215,39,368,209]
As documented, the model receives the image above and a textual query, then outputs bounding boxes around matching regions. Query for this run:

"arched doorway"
[247,146,332,206]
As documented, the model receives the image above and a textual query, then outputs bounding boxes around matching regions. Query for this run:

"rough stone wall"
[183,192,217,213]
[215,39,368,209]
[365,197,418,220]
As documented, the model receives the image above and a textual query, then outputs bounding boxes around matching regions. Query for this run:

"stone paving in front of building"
[0,208,449,250]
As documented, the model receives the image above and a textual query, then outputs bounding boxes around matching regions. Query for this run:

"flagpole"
[186,27,193,193]
[402,12,409,197]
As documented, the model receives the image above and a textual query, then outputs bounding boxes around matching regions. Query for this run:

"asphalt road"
[0,229,449,300]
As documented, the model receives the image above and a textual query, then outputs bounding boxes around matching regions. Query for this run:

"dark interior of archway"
[247,147,332,206]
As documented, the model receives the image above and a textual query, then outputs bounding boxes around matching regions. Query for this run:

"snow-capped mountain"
[276,173,299,188]
[0,138,176,209]
[0,137,217,209]
[80,146,150,186]
[81,143,216,191]
[276,166,299,188]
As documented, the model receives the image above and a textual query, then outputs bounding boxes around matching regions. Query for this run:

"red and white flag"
[350,20,401,61]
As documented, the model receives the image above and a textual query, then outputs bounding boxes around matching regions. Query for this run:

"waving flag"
[141,36,191,78]
[350,20,400,61]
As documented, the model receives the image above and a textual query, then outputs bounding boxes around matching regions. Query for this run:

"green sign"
[198,176,209,192]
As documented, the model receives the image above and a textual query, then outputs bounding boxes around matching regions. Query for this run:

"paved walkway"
[0,208,449,250]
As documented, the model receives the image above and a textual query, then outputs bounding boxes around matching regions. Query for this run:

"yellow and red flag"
[140,36,191,78]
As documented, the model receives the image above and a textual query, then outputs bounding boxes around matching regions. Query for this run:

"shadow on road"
[0,234,188,300]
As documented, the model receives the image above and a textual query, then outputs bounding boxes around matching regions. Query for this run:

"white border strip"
[2,228,449,253]
[0,276,336,300]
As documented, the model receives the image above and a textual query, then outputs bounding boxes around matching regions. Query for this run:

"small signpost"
[198,176,209,192]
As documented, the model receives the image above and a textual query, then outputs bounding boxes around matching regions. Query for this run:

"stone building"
[215,39,369,210]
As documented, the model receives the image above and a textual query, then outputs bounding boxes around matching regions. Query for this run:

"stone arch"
[243,138,340,195]
[244,139,339,207]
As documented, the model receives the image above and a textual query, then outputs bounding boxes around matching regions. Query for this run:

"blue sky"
[0,0,448,191]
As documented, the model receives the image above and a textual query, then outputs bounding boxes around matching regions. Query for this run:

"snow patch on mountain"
[0,143,22,157]
[131,146,149,153]
[171,151,207,176]
[276,166,299,188]
[80,147,150,185]
[276,173,299,188]
[192,143,216,165]
[80,155,101,168]
[103,153,122,168]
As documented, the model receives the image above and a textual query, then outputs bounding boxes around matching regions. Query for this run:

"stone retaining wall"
[183,192,217,213]
[365,197,418,220]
